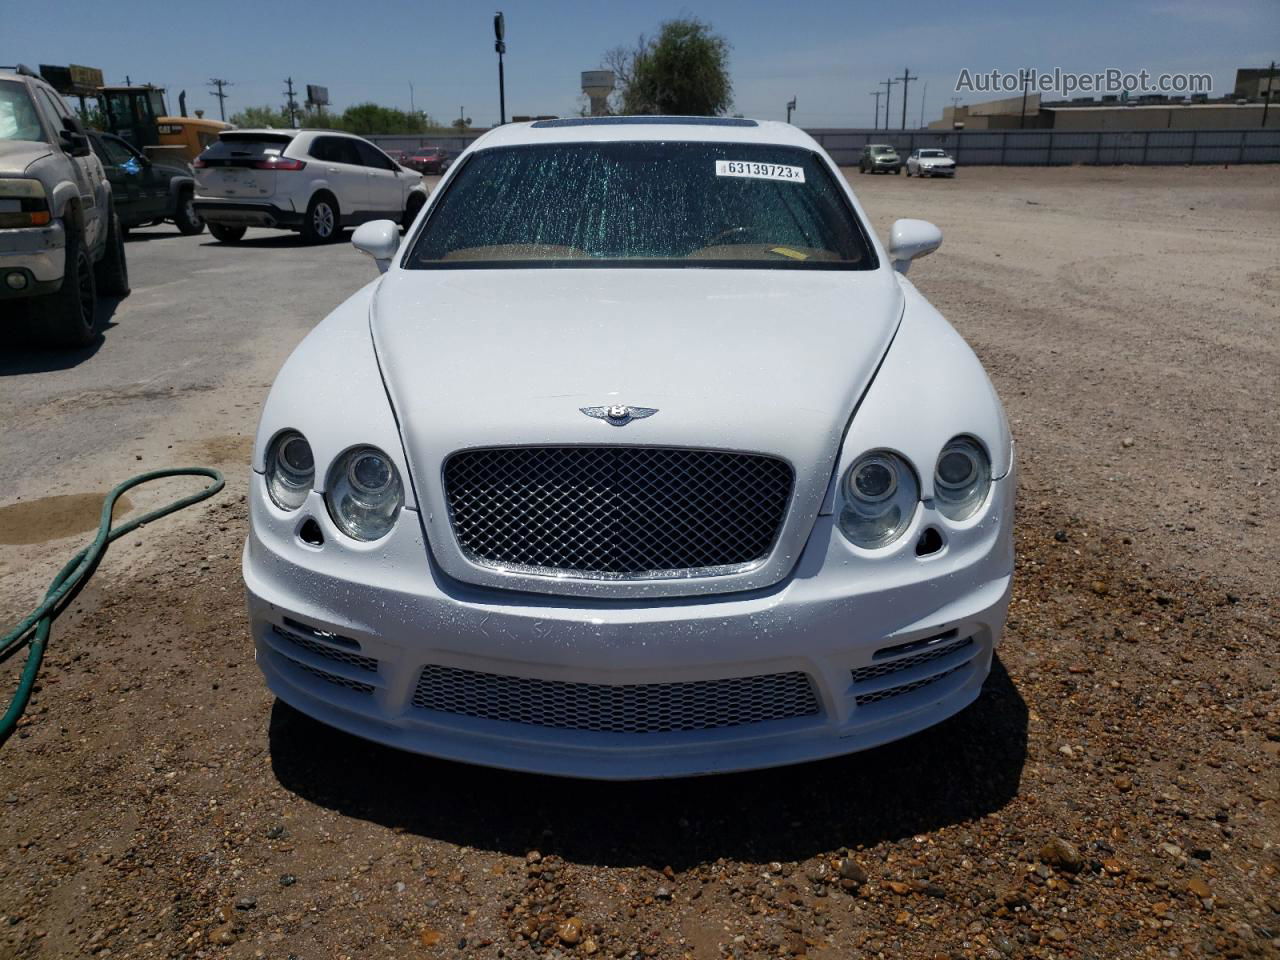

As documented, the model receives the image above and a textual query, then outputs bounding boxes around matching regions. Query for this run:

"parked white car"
[907,148,957,178]
[245,117,1015,779]
[193,129,429,244]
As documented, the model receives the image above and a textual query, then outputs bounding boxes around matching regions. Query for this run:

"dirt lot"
[1,165,1277,960]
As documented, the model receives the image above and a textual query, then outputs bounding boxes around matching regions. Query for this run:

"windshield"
[919,150,947,158]
[0,80,45,143]
[405,141,873,270]
[871,146,895,155]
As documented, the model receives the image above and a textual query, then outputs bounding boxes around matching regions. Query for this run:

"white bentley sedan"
[244,117,1014,779]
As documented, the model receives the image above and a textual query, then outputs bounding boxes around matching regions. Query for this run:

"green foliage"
[339,102,434,135]
[616,18,732,116]
[228,102,439,133]
[228,104,292,128]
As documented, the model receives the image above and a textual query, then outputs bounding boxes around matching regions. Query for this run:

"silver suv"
[0,66,128,346]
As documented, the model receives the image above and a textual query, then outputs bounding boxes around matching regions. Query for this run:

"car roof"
[470,116,821,152]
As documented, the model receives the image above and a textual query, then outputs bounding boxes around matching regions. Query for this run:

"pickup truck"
[0,66,128,347]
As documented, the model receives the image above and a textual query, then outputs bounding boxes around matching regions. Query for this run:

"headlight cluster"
[263,431,404,541]
[837,436,992,549]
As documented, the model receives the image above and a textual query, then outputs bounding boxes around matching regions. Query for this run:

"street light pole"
[494,11,506,125]
[786,96,796,124]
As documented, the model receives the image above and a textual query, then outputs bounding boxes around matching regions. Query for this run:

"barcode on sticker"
[715,160,805,183]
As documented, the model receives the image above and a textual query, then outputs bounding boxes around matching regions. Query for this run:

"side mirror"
[887,218,942,274]
[352,219,401,274]
[59,116,91,158]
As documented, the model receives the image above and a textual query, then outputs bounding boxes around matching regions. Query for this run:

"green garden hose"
[0,468,224,746]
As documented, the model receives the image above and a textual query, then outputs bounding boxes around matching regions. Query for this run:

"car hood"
[0,139,53,176]
[369,266,904,597]
[919,157,954,164]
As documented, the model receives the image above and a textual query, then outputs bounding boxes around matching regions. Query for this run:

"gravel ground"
[0,165,1277,960]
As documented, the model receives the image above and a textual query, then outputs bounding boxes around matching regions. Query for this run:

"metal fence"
[370,127,1280,167]
[805,127,1280,166]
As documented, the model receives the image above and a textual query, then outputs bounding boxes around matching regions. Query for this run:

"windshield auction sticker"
[715,160,806,183]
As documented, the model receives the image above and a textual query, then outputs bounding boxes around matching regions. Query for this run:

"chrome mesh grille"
[411,665,820,733]
[443,446,793,577]
[850,636,973,685]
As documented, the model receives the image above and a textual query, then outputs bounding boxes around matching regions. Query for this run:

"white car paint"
[193,129,427,237]
[244,118,1014,779]
[907,149,958,178]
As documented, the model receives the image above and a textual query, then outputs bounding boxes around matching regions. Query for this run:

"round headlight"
[265,430,314,511]
[326,446,404,541]
[838,451,919,548]
[934,436,991,521]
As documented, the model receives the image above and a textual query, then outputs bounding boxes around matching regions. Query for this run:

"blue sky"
[7,0,1276,127]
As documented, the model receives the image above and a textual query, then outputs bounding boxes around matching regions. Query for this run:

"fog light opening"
[916,526,944,557]
[298,517,324,547]
[5,271,28,291]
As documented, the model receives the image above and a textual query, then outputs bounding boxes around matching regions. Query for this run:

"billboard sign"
[306,84,329,106]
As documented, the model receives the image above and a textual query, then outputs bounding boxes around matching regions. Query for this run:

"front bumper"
[193,199,304,229]
[245,470,1015,779]
[920,165,957,177]
[0,221,66,298]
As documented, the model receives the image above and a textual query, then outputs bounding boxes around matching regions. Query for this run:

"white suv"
[193,129,429,244]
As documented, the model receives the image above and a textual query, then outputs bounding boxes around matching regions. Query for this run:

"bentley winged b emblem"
[580,404,659,427]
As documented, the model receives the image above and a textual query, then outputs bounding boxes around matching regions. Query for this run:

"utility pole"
[124,75,132,87]
[899,67,917,130]
[870,90,882,130]
[1019,69,1030,128]
[494,11,507,125]
[409,81,416,116]
[1263,60,1276,128]
[919,80,928,128]
[208,78,232,121]
[786,96,796,124]
[881,78,899,133]
[282,77,299,128]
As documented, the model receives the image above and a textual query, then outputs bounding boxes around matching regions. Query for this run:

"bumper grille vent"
[443,446,793,578]
[412,665,820,734]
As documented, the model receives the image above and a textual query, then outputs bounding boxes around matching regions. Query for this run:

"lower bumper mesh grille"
[411,665,820,734]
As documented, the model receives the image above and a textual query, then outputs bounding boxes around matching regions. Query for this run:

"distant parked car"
[907,148,957,178]
[859,143,901,175]
[193,129,429,244]
[381,147,407,165]
[89,131,205,235]
[404,146,447,174]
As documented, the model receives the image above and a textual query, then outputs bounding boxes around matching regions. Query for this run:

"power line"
[899,67,917,130]
[207,78,233,121]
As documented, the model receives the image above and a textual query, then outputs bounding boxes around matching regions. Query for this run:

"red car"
[406,146,446,174]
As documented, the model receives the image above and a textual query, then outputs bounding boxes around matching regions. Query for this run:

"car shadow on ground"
[123,229,186,242]
[199,231,351,250]
[0,297,123,375]
[268,657,1027,869]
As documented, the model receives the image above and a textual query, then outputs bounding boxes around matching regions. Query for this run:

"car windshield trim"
[404,140,877,271]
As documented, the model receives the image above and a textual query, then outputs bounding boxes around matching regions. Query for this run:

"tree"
[340,102,430,135]
[612,19,732,117]
[229,105,292,128]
